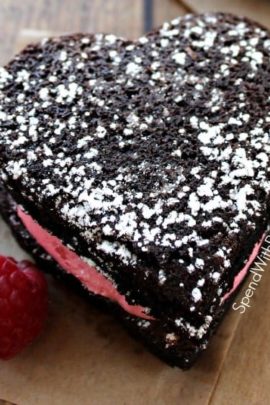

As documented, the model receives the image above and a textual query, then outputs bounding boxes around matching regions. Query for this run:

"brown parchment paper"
[0,30,244,405]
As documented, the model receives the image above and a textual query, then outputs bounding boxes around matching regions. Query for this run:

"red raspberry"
[0,256,48,359]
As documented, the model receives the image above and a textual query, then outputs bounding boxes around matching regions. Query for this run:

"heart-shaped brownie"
[0,12,269,368]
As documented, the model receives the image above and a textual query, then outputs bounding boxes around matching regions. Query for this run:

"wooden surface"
[184,0,270,29]
[153,0,186,26]
[0,1,270,404]
[0,0,144,65]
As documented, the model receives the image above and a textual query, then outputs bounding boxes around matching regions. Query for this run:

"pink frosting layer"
[222,233,265,302]
[17,207,265,317]
[17,207,153,320]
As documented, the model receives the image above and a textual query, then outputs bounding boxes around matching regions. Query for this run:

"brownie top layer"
[0,13,270,315]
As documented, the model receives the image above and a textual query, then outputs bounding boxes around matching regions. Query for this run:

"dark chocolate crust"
[0,12,270,367]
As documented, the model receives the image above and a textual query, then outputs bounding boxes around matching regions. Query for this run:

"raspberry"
[0,256,48,359]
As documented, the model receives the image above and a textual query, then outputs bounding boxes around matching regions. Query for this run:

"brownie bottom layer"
[0,185,254,369]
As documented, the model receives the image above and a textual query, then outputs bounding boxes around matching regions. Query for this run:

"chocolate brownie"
[0,12,269,368]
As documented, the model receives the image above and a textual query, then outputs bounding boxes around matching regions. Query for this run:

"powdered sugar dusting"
[0,13,269,317]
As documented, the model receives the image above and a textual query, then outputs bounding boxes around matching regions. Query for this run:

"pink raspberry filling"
[17,207,153,320]
[222,233,265,302]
